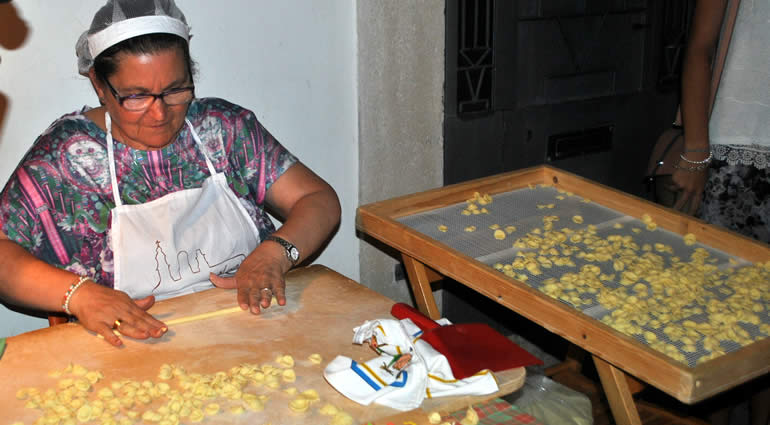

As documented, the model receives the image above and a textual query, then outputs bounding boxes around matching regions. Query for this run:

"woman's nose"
[147,96,168,120]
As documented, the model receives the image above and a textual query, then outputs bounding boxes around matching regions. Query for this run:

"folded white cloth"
[323,318,499,411]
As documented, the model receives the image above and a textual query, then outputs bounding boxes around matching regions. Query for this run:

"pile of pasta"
[12,353,355,425]
[436,189,769,366]
[495,209,769,366]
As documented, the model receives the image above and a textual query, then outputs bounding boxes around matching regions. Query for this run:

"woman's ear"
[88,68,106,105]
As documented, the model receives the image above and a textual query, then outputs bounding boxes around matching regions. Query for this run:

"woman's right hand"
[671,163,709,215]
[67,281,167,347]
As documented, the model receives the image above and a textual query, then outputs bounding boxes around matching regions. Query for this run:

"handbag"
[644,125,683,207]
[644,0,741,210]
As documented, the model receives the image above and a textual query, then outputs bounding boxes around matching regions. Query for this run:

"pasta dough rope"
[165,306,243,326]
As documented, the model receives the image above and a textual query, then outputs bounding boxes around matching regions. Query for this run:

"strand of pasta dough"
[165,306,243,326]
[96,306,243,339]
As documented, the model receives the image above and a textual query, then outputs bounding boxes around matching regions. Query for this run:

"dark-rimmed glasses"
[103,78,195,111]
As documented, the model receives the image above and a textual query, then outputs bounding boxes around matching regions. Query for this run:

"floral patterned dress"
[0,97,297,288]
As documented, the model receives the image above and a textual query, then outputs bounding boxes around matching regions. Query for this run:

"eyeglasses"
[103,77,195,111]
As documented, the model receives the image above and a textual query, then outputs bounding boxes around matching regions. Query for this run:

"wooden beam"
[594,356,642,425]
[402,254,441,320]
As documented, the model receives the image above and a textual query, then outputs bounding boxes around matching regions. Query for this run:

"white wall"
[0,1,358,337]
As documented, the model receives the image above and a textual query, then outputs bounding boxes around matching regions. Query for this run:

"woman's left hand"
[208,162,341,314]
[209,241,291,314]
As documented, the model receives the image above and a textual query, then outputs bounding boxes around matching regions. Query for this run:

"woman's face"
[92,48,191,150]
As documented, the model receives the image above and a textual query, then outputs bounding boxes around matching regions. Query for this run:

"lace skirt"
[699,159,770,244]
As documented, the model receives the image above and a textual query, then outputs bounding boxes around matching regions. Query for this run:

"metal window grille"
[657,0,695,90]
[457,0,494,117]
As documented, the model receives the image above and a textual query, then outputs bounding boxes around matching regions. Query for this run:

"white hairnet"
[75,0,190,76]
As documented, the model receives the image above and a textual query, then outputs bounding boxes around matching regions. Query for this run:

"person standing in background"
[677,1,769,423]
[676,0,770,238]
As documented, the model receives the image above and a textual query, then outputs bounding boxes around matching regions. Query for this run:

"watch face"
[289,247,299,261]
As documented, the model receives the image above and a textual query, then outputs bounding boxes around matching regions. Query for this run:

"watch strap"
[264,235,299,266]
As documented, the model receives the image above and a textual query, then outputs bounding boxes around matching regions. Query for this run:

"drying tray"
[356,165,770,404]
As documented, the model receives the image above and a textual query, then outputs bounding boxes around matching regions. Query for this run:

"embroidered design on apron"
[106,112,260,300]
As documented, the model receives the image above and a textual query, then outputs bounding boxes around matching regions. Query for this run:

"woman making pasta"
[0,0,340,347]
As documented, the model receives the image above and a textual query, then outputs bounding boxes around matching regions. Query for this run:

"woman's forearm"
[681,48,714,150]
[261,163,341,266]
[680,0,728,151]
[0,236,78,313]
[267,186,341,266]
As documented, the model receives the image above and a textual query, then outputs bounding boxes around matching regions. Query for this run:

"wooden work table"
[0,265,524,425]
[356,165,770,425]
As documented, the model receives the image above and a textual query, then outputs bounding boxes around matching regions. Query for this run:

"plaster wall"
[357,1,445,304]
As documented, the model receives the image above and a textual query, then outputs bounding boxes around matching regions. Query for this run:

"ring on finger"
[261,288,271,293]
[113,319,122,328]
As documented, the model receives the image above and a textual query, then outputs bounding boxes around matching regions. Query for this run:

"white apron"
[106,112,260,300]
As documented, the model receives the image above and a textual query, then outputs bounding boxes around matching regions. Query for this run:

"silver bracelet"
[673,161,709,172]
[62,276,90,315]
[679,151,712,165]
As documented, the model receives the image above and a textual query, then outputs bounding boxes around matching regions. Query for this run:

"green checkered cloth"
[443,398,545,425]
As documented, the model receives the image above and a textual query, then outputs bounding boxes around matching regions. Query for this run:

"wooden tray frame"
[357,165,770,421]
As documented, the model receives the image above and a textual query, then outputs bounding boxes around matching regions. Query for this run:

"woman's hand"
[68,281,167,347]
[207,162,340,314]
[209,240,291,314]
[671,152,710,215]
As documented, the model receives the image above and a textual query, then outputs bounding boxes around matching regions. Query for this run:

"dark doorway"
[442,0,695,331]
[444,0,693,194]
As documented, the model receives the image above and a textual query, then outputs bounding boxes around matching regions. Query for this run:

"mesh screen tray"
[398,185,770,368]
